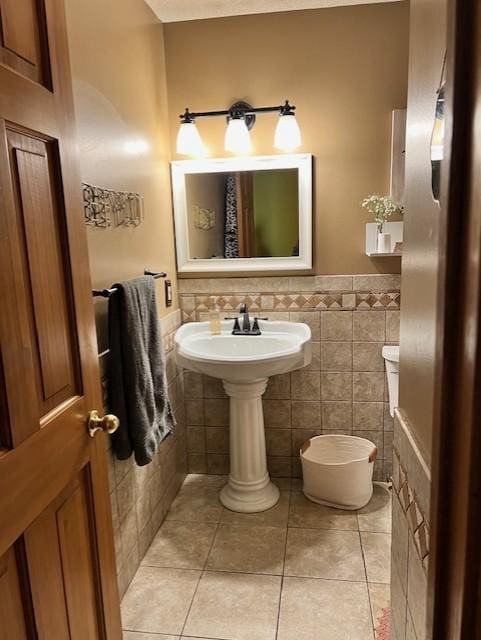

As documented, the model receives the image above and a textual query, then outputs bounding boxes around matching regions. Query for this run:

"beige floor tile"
[289,492,358,530]
[368,582,390,632]
[166,485,223,523]
[206,524,286,575]
[182,473,228,487]
[121,567,200,635]
[183,571,281,640]
[357,483,392,533]
[142,521,217,570]
[284,528,365,580]
[272,477,292,491]
[277,576,373,640]
[221,491,290,528]
[361,532,391,584]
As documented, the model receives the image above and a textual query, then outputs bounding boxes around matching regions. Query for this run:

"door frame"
[428,0,481,636]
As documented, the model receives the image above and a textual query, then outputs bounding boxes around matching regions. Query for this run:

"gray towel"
[108,276,175,465]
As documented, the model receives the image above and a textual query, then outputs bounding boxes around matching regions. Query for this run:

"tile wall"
[104,309,187,597]
[178,274,401,482]
[390,410,430,640]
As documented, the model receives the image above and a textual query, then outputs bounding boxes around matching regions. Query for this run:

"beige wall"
[65,0,189,597]
[65,0,178,351]
[164,2,409,276]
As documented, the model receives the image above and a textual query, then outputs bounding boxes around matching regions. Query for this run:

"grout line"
[123,631,183,637]
[179,511,223,637]
[275,489,291,640]
[280,573,383,585]
[180,635,231,640]
[138,562,389,585]
[358,524,377,639]
[123,630,229,639]
[286,523,363,533]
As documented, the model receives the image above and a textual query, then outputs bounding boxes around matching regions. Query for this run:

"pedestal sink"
[175,320,312,512]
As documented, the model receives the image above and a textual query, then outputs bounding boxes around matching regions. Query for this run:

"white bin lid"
[301,434,377,465]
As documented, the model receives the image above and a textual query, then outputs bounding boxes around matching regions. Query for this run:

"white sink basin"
[175,320,311,381]
[175,319,312,513]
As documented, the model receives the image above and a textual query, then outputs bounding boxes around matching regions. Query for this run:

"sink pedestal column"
[220,378,280,513]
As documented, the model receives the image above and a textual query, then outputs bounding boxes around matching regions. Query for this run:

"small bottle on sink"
[209,296,221,335]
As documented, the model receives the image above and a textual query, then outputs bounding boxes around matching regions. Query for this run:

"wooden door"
[428,0,481,637]
[0,0,122,638]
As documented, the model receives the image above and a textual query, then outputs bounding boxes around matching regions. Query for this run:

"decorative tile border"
[356,292,400,310]
[180,289,400,320]
[392,446,429,571]
[271,293,343,310]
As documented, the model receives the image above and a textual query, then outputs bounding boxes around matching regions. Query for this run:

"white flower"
[361,194,403,232]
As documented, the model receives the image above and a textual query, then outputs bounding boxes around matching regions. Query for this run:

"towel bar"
[92,269,167,298]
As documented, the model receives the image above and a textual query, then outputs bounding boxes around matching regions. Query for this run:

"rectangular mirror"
[171,154,312,272]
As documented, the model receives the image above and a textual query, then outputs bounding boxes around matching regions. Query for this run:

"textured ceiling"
[146,0,404,23]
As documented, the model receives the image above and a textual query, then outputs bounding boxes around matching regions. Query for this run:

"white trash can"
[300,434,377,510]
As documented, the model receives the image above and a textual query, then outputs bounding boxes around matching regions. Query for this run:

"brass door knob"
[88,410,120,438]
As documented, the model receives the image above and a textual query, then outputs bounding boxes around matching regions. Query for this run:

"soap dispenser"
[209,296,221,335]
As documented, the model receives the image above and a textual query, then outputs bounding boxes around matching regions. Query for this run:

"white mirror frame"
[171,153,312,273]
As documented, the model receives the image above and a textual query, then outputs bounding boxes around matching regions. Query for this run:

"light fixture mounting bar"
[179,100,296,123]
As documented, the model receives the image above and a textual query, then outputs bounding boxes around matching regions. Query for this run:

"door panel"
[0,547,29,640]
[25,497,72,640]
[7,128,78,414]
[57,476,103,640]
[26,471,104,640]
[0,357,10,449]
[0,0,121,637]
[0,0,50,86]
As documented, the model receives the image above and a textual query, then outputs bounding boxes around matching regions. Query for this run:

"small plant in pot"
[362,194,404,253]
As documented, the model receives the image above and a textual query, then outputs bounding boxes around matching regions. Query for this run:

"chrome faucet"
[239,303,250,332]
[225,304,268,336]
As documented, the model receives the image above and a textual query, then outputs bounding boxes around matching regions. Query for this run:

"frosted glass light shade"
[224,117,252,154]
[274,114,302,151]
[176,121,205,156]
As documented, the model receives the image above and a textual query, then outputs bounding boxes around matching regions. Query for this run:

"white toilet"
[382,345,400,417]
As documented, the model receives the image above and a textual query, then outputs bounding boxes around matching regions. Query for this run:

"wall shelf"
[366,251,402,258]
[365,221,403,257]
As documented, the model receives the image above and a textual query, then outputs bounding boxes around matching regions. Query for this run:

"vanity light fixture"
[274,101,302,151]
[224,114,252,154]
[176,100,301,156]
[176,109,206,156]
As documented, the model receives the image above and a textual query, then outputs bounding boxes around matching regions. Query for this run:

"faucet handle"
[252,317,268,333]
[254,317,269,321]
[225,317,241,333]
